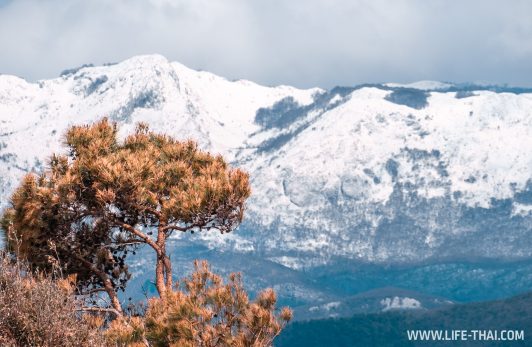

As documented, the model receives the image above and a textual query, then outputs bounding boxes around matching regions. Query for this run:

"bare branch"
[161,224,189,232]
[77,306,121,317]
[102,241,144,248]
[115,220,161,254]
[81,288,107,295]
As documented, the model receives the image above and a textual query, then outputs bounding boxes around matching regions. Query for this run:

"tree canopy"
[1,118,251,313]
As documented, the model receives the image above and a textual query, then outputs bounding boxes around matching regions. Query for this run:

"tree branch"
[77,306,121,317]
[81,288,107,295]
[103,241,144,248]
[161,224,190,232]
[115,220,161,254]
[69,252,124,315]
[145,206,162,218]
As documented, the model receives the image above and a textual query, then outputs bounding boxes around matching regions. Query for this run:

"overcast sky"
[0,0,531,88]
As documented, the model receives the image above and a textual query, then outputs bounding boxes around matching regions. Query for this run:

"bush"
[0,253,105,347]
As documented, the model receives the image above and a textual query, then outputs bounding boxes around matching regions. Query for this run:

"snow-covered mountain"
[1,54,531,270]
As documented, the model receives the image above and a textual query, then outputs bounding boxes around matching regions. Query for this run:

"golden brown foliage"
[0,253,105,347]
[0,118,290,345]
[1,118,251,313]
[106,260,292,347]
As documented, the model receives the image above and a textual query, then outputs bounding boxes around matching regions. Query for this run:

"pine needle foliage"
[106,260,292,347]
[1,118,251,313]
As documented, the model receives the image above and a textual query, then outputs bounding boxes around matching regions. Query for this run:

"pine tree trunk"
[155,224,167,297]
[155,255,167,297]
[164,255,173,289]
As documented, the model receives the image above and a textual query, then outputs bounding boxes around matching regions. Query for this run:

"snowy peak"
[0,54,319,161]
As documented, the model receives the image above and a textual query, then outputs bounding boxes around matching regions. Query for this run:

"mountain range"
[1,54,531,317]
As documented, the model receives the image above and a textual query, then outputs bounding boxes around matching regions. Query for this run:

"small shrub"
[0,253,105,347]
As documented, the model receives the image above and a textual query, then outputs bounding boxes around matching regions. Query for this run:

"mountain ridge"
[1,54,531,269]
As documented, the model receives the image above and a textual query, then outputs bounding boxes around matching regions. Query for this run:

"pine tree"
[1,118,251,315]
[105,260,292,347]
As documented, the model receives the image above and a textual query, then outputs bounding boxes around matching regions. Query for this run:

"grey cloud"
[0,0,531,88]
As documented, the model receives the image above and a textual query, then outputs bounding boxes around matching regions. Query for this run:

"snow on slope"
[241,87,532,263]
[249,88,532,216]
[1,55,531,265]
[0,54,319,208]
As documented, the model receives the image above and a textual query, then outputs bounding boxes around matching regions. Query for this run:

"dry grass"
[0,252,106,347]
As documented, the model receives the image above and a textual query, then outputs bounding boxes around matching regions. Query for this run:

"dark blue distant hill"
[277,291,532,347]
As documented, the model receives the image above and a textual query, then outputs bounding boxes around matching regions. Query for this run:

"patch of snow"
[267,256,304,270]
[308,301,341,312]
[512,203,532,217]
[380,297,422,311]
